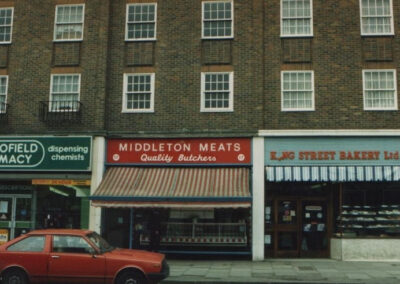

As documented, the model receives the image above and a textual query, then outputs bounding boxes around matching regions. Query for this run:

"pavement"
[161,258,400,284]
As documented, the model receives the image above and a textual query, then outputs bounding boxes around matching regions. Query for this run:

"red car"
[0,229,169,284]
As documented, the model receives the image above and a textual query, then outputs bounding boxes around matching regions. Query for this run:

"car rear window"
[7,236,45,252]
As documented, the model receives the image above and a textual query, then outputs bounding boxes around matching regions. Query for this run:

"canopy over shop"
[91,167,251,208]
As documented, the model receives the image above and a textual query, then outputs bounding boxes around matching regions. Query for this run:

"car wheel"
[2,269,28,284]
[116,271,146,284]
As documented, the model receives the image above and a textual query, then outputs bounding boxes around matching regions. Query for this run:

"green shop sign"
[0,137,92,171]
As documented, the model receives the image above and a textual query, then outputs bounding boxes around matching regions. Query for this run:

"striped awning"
[91,167,251,208]
[266,166,400,182]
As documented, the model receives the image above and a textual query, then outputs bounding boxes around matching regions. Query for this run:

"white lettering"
[119,143,128,151]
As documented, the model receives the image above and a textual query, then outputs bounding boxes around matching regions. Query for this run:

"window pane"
[0,8,12,42]
[127,4,156,39]
[7,236,45,252]
[203,1,232,38]
[282,71,313,110]
[202,72,232,110]
[55,5,84,40]
[364,70,396,109]
[125,74,153,111]
[361,0,392,34]
[51,75,80,111]
[53,236,94,254]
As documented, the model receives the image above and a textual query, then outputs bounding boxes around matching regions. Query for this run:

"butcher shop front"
[91,138,253,255]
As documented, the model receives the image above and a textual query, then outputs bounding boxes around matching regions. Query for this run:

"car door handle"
[51,255,60,259]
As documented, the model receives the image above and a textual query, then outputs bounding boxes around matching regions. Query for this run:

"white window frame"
[281,0,313,37]
[122,73,155,113]
[362,69,398,111]
[202,0,234,39]
[0,75,8,114]
[53,4,85,42]
[201,71,234,112]
[49,74,81,112]
[281,70,315,112]
[0,7,13,44]
[125,3,157,41]
[359,0,394,36]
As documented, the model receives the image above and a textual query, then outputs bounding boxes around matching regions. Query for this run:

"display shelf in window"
[336,204,400,237]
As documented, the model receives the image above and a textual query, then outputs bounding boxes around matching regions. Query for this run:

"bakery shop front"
[91,138,253,255]
[264,136,400,260]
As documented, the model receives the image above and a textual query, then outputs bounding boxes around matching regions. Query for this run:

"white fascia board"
[258,129,400,137]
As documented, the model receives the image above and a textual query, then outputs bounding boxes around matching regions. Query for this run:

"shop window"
[337,183,400,237]
[36,186,89,230]
[105,208,250,252]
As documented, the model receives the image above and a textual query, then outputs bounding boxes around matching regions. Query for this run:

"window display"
[336,183,400,237]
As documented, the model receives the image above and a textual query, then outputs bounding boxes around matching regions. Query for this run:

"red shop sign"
[107,138,251,165]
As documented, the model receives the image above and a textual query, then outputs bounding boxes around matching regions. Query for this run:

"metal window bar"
[141,222,247,245]
[0,102,9,123]
[39,101,82,123]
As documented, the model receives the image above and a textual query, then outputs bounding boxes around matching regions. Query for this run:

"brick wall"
[0,0,109,135]
[264,0,400,129]
[2,0,400,136]
[105,0,264,136]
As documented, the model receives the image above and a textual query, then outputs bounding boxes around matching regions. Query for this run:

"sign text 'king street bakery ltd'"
[0,137,91,171]
[107,138,251,165]
[265,137,400,166]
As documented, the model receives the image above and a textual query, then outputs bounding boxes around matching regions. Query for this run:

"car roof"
[27,229,93,236]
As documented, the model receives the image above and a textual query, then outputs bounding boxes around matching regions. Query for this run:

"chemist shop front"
[91,138,253,255]
[0,137,92,244]
[264,136,400,260]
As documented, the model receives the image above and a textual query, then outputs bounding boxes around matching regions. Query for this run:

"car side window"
[7,236,45,252]
[52,235,95,254]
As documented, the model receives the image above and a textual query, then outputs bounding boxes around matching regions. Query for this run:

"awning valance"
[266,166,400,182]
[91,167,251,208]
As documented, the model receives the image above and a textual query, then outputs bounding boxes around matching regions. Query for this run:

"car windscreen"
[87,232,114,253]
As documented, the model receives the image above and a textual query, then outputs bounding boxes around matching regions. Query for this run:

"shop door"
[300,201,328,257]
[275,199,300,257]
[0,195,32,242]
[265,198,330,258]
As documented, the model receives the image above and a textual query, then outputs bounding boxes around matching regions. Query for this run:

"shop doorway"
[265,183,333,258]
[0,194,33,242]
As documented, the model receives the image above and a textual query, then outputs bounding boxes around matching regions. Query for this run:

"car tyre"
[2,269,28,284]
[116,271,146,284]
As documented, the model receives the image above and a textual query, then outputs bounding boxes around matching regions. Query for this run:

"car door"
[47,235,106,284]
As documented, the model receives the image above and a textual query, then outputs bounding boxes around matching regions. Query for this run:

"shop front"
[0,136,92,244]
[264,136,400,260]
[91,138,253,255]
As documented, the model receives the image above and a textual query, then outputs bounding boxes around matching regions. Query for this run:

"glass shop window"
[336,183,400,238]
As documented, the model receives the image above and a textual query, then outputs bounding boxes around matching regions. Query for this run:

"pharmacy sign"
[0,137,91,171]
